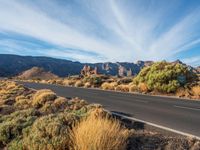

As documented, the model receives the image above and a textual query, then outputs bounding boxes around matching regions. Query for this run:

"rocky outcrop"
[81,65,98,76]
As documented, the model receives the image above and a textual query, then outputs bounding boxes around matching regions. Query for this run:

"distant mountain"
[2,54,198,77]
[172,59,200,74]
[17,67,58,80]
[0,54,83,77]
[0,54,155,77]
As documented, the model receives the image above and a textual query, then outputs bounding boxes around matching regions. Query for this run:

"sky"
[0,0,200,66]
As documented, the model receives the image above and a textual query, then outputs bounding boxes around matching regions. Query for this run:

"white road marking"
[174,105,200,111]
[110,111,200,140]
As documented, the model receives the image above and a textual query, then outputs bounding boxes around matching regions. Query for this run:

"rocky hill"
[17,67,58,80]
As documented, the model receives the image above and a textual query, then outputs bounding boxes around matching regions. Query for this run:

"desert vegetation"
[0,80,132,149]
[1,80,200,149]
[20,61,200,100]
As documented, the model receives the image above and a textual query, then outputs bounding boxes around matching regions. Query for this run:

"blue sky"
[0,0,200,66]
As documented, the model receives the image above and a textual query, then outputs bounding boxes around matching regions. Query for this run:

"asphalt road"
[21,82,200,138]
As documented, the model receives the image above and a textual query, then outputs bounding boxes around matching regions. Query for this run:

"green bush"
[83,75,103,87]
[133,61,197,93]
[32,89,57,108]
[22,113,78,150]
[0,109,38,145]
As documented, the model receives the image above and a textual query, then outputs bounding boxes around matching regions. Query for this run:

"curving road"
[21,82,200,138]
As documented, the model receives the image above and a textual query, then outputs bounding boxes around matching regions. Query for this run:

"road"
[21,82,200,138]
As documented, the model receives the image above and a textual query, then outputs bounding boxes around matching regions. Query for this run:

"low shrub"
[0,105,15,115]
[115,84,129,92]
[14,99,30,110]
[83,75,103,87]
[117,78,133,84]
[53,97,69,109]
[63,79,76,86]
[191,86,200,96]
[74,81,84,87]
[176,88,191,98]
[101,82,118,90]
[32,89,57,107]
[0,109,38,145]
[138,83,149,93]
[129,83,138,92]
[84,82,91,88]
[22,113,77,150]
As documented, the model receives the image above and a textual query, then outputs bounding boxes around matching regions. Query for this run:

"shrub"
[138,83,149,93]
[70,109,131,150]
[53,97,69,109]
[129,83,138,92]
[15,95,26,102]
[115,84,129,92]
[14,99,30,110]
[22,113,77,150]
[68,98,88,111]
[84,82,91,88]
[32,89,57,107]
[191,86,200,96]
[0,109,38,145]
[133,61,197,93]
[74,81,84,87]
[101,82,118,90]
[0,105,15,115]
[83,75,103,87]
[63,79,76,86]
[176,88,191,98]
[117,78,132,84]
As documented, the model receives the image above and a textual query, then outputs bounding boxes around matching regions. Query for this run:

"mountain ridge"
[0,54,198,77]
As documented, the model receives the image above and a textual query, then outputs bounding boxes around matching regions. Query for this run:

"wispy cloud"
[182,56,200,67]
[0,0,199,65]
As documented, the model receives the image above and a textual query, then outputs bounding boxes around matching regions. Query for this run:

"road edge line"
[110,111,200,140]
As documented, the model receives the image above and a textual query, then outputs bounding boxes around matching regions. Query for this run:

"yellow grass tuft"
[191,85,200,96]
[129,83,138,92]
[84,82,91,88]
[32,89,57,107]
[74,80,84,87]
[63,79,76,86]
[70,109,131,150]
[138,83,148,93]
[101,82,118,90]
[115,84,130,92]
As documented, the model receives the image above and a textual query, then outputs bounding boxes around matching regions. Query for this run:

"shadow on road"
[111,111,145,130]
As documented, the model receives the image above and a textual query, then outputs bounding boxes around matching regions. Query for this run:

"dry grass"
[115,84,130,92]
[191,85,200,96]
[138,83,149,93]
[84,82,91,88]
[74,80,84,87]
[129,83,138,92]
[101,82,118,90]
[70,108,131,150]
[176,88,191,98]
[32,89,57,107]
[63,79,76,86]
